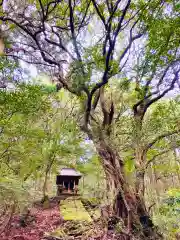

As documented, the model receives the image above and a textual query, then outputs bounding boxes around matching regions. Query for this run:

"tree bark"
[95,140,159,238]
[83,102,162,238]
[135,147,146,197]
[42,171,48,200]
[133,110,146,197]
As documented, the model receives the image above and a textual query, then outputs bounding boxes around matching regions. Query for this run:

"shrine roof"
[59,168,82,177]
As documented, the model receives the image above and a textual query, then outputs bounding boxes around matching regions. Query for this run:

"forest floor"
[0,198,62,240]
[0,197,129,240]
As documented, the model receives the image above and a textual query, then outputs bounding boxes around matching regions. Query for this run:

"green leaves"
[0,83,85,208]
[144,2,180,68]
[174,3,180,11]
[125,156,135,173]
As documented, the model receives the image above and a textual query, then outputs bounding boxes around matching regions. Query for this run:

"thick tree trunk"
[96,140,162,239]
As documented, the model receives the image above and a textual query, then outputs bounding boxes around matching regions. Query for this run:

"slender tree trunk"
[134,112,146,197]
[42,157,55,201]
[173,149,180,184]
[42,171,48,200]
[135,148,146,197]
[134,148,147,222]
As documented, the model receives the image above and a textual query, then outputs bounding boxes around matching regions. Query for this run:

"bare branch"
[106,0,113,14]
[146,130,180,151]
[145,139,180,169]
[145,149,172,168]
[145,69,180,109]
[57,75,77,95]
[0,16,61,66]
[38,0,46,20]
[84,1,135,127]
[44,28,75,60]
[69,0,81,60]
[0,146,11,160]
[119,33,143,63]
[148,203,156,213]
[114,0,131,39]
[78,0,91,34]
[133,67,180,118]
[107,0,122,24]
[157,59,180,89]
[91,0,107,27]
[45,0,61,18]
[92,89,100,110]
[68,0,89,96]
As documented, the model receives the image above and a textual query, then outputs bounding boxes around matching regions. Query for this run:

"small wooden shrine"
[56,168,82,195]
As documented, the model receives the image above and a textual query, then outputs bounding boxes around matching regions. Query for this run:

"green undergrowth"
[153,188,180,239]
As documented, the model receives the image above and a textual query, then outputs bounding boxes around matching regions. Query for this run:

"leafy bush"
[0,176,31,216]
[153,188,180,239]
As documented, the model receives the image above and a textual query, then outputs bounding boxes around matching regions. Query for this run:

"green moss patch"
[81,197,101,221]
[60,197,92,222]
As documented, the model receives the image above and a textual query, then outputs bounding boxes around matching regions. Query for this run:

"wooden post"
[83,176,84,190]
[74,180,75,191]
[68,182,70,193]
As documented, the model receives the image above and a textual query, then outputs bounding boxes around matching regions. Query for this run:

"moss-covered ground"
[44,197,99,239]
[60,197,92,221]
